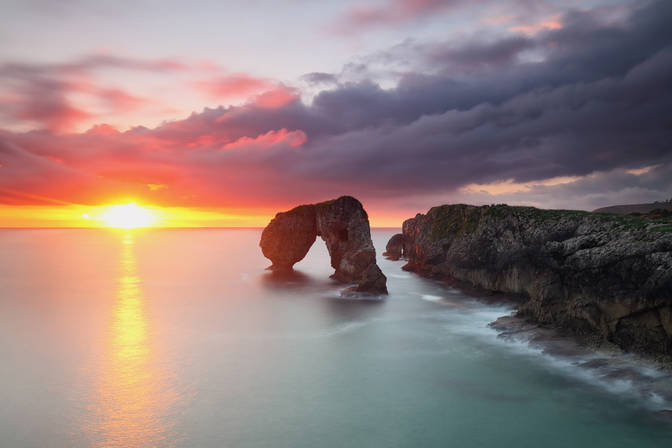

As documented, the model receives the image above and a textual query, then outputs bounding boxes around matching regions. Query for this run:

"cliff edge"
[400,204,672,357]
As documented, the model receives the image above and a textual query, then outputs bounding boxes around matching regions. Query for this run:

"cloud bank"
[1,0,671,215]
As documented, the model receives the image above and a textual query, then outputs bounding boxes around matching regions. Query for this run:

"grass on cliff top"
[426,204,480,240]
[425,204,672,240]
[653,224,672,233]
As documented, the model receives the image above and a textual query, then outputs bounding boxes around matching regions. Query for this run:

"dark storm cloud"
[1,0,671,208]
[459,163,672,211]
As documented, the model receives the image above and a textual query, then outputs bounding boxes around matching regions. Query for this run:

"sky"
[1,0,671,226]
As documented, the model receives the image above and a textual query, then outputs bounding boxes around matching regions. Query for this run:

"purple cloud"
[0,0,671,213]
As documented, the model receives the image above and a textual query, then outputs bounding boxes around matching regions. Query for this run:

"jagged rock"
[401,204,672,357]
[260,196,387,294]
[383,233,405,260]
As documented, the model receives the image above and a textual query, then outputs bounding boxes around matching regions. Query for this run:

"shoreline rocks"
[260,196,387,294]
[394,204,672,358]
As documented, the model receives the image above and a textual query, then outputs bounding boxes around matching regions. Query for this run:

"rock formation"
[383,233,405,260]
[260,196,387,294]
[400,204,672,357]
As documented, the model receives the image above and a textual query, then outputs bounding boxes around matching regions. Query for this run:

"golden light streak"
[90,231,177,447]
[0,204,270,227]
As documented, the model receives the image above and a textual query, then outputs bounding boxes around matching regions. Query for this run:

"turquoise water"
[0,229,670,447]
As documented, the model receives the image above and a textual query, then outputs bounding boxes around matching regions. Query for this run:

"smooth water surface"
[0,229,671,447]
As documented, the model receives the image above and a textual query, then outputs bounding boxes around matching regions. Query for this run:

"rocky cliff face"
[399,204,672,357]
[260,196,387,294]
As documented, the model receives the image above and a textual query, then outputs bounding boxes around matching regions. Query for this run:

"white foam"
[455,307,672,410]
[649,392,665,405]
[421,294,444,303]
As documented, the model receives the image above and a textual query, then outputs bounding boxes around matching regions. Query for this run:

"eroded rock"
[383,233,405,260]
[401,204,672,357]
[260,196,387,294]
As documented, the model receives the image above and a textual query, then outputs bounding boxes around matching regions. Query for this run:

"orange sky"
[0,203,405,228]
[2,1,670,227]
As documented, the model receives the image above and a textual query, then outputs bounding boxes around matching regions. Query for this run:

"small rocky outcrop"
[260,196,387,294]
[383,233,405,260]
[401,204,672,357]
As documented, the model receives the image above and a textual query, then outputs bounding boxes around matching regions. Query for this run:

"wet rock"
[654,409,672,423]
[260,196,387,294]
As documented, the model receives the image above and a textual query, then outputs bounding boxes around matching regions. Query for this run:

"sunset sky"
[1,0,671,227]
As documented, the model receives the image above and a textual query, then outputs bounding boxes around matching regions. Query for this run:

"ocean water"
[0,228,671,447]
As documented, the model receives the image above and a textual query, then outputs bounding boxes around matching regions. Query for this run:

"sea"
[1,228,671,447]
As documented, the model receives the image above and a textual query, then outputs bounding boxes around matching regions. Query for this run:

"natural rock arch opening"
[260,196,387,294]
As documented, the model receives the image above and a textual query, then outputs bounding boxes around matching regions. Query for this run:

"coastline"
[398,260,672,417]
[396,204,672,360]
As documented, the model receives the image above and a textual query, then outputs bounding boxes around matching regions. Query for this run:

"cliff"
[260,196,387,294]
[400,204,672,357]
[594,200,672,215]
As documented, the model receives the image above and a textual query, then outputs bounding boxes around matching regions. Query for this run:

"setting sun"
[101,204,155,228]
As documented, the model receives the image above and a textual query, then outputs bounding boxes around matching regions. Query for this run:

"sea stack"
[383,233,405,260]
[260,196,387,294]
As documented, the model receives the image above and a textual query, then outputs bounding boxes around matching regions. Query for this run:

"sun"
[102,203,155,228]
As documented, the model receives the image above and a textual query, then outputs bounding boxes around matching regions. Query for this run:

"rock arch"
[260,196,387,294]
[383,233,405,260]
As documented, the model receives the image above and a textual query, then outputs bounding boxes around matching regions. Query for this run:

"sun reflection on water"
[90,230,178,447]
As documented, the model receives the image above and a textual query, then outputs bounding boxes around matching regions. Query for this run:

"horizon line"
[0,226,403,230]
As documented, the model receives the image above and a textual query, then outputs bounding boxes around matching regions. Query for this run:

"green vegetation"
[422,203,672,239]
[426,204,480,240]
[652,224,672,233]
[509,207,589,221]
[648,208,672,218]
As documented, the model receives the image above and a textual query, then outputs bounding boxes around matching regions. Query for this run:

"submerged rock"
[383,233,405,260]
[260,196,387,294]
[401,204,672,357]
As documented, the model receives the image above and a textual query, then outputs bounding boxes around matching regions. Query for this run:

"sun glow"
[0,203,272,227]
[101,203,155,228]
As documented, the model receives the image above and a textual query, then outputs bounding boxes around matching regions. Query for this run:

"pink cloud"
[0,53,224,133]
[337,0,464,30]
[1,78,150,133]
[56,54,189,75]
[96,88,148,112]
[0,66,147,132]
[221,129,307,151]
[510,15,563,35]
[195,75,298,110]
[0,97,315,208]
[253,87,299,109]
[17,100,94,133]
